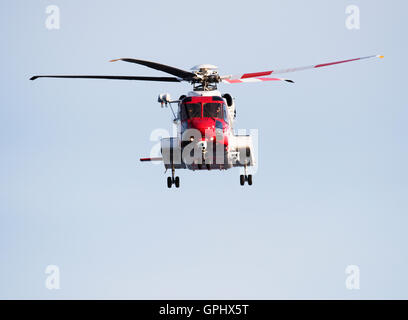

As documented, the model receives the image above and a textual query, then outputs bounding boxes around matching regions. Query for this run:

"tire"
[248,174,253,185]
[240,175,245,186]
[167,177,172,188]
[175,176,180,188]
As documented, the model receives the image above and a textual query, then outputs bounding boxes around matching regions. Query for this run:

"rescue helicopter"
[30,54,383,188]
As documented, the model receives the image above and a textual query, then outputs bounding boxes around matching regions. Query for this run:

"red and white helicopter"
[30,54,383,188]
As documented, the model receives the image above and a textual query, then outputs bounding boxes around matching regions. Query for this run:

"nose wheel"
[167,167,180,188]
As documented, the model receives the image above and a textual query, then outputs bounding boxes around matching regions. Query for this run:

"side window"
[223,104,229,123]
[180,103,187,120]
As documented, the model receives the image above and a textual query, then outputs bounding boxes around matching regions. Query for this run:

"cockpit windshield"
[181,103,201,120]
[203,103,228,122]
[180,102,229,122]
[203,103,223,119]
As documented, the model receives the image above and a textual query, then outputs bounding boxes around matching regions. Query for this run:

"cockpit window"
[181,103,201,120]
[203,103,223,119]
[223,104,229,123]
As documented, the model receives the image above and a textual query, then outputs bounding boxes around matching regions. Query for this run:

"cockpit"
[180,102,228,122]
[181,103,201,120]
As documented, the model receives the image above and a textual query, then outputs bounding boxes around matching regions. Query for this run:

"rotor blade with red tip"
[222,54,384,80]
[222,77,294,84]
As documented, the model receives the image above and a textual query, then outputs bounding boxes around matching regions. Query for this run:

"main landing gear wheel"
[167,166,180,188]
[167,176,181,188]
[240,170,253,186]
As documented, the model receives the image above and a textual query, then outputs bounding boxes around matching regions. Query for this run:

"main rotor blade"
[222,54,384,80]
[222,77,294,84]
[30,75,181,82]
[110,58,196,80]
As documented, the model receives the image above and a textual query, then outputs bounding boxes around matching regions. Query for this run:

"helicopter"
[30,54,383,188]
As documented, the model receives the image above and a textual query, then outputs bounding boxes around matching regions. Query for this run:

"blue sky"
[0,0,407,299]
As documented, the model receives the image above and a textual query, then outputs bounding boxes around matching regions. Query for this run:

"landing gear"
[240,166,253,186]
[247,174,252,185]
[167,166,180,188]
[239,174,253,186]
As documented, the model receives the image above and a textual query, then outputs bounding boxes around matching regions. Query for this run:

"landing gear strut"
[240,165,253,186]
[167,166,180,188]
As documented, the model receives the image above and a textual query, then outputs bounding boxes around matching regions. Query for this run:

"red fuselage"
[179,96,230,147]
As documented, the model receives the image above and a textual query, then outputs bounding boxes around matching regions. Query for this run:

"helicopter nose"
[188,119,215,140]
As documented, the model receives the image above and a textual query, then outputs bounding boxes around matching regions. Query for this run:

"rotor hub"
[190,64,220,91]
